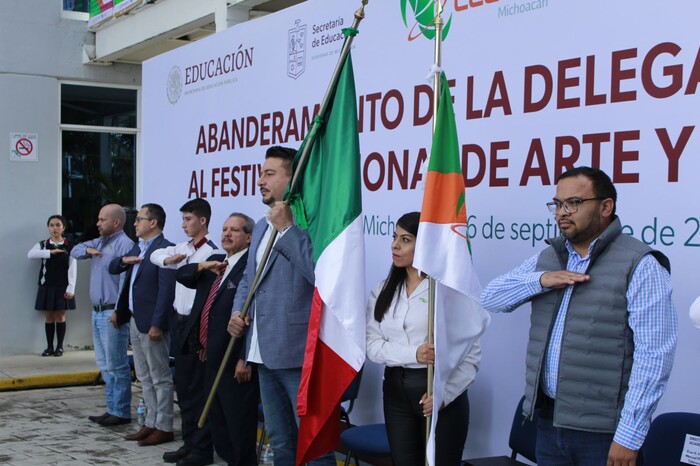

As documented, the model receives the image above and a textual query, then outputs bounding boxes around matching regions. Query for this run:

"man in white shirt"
[150,198,219,465]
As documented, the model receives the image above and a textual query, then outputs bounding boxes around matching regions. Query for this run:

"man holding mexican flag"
[226,145,338,466]
[227,22,366,466]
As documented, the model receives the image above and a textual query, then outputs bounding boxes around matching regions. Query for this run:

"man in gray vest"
[481,167,677,466]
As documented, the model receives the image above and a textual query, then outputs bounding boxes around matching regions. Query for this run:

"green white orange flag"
[413,71,491,466]
[287,40,365,466]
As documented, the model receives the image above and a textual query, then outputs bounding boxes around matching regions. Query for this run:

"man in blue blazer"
[228,147,336,466]
[110,203,176,447]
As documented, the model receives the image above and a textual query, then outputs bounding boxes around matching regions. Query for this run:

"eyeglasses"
[546,197,605,215]
[135,216,152,222]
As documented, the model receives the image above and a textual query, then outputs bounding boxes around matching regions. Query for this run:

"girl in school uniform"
[27,215,77,357]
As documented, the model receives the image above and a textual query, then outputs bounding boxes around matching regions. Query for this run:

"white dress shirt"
[366,279,481,405]
[222,248,248,282]
[248,220,290,364]
[150,234,219,316]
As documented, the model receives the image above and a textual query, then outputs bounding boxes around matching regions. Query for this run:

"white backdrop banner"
[143,0,700,457]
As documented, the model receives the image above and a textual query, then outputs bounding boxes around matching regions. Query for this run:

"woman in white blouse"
[366,212,480,466]
[27,215,77,357]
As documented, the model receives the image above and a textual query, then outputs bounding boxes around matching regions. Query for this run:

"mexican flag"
[413,72,491,466]
[288,45,366,465]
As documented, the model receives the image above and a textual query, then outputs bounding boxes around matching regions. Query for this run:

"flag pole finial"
[355,0,368,22]
[288,0,369,193]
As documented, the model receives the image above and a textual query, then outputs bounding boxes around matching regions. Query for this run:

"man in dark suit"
[109,203,176,447]
[175,212,257,466]
[228,147,336,466]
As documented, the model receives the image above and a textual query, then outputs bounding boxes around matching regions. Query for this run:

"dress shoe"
[41,348,54,357]
[88,412,110,423]
[138,429,174,446]
[124,425,155,441]
[176,453,213,466]
[53,347,64,357]
[97,414,131,427]
[163,446,189,463]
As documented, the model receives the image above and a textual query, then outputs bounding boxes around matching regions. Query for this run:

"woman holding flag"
[366,211,481,466]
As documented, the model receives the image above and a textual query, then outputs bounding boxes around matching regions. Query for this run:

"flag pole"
[425,0,444,462]
[198,0,370,429]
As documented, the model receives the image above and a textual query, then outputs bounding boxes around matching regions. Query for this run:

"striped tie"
[199,260,228,350]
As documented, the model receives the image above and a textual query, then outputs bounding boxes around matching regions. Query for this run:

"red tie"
[199,260,228,350]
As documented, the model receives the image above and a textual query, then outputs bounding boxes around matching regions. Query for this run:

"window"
[63,0,89,13]
[61,84,138,242]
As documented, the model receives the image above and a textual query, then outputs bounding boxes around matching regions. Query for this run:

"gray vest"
[522,217,670,432]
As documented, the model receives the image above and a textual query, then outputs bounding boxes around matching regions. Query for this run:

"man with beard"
[227,146,336,466]
[71,204,134,426]
[481,167,677,466]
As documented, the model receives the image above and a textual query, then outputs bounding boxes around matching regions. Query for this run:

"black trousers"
[174,352,212,455]
[383,366,470,466]
[174,316,212,456]
[205,347,259,466]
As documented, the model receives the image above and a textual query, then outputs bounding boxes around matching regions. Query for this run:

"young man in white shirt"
[150,198,219,466]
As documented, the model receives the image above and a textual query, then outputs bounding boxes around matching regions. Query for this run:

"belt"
[175,314,189,322]
[93,304,115,312]
[384,366,428,378]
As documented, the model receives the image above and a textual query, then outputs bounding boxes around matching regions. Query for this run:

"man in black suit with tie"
[174,213,258,466]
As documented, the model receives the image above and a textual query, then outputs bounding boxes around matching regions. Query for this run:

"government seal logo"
[166,66,183,104]
[287,20,307,79]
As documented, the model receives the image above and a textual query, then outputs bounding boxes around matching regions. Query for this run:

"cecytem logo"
[400,0,453,41]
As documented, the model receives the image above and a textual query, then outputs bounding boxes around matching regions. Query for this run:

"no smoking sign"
[10,132,39,162]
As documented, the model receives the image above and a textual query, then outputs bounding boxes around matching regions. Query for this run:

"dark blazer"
[178,250,258,466]
[110,233,176,333]
[232,219,315,370]
[175,251,248,360]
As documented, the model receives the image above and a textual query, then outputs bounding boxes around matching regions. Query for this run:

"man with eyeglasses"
[110,203,177,447]
[481,166,677,466]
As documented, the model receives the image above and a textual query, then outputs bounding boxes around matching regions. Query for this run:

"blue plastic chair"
[462,396,537,466]
[340,423,391,466]
[340,366,364,424]
[640,412,700,465]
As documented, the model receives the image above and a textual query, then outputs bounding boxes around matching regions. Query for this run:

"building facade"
[0,0,300,355]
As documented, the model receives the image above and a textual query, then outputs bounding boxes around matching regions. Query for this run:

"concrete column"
[215,0,250,32]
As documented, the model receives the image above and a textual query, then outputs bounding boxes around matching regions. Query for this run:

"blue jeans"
[257,365,336,466]
[92,310,131,419]
[536,413,615,466]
